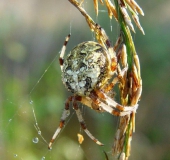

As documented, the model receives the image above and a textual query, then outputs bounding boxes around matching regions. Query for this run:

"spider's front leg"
[103,38,129,96]
[59,34,71,71]
[103,65,128,93]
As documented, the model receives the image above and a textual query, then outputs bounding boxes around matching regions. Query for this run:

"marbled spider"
[48,25,138,149]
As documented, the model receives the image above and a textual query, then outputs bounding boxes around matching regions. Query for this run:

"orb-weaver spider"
[48,23,138,149]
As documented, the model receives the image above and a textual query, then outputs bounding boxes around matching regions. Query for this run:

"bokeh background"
[1,0,170,160]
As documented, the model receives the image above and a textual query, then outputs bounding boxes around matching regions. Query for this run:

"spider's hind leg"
[48,96,71,149]
[73,95,104,146]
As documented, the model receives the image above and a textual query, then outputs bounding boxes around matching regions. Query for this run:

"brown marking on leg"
[95,90,106,100]
[64,33,71,46]
[89,90,99,103]
[116,104,124,111]
[80,122,87,130]
[75,95,82,101]
[59,58,64,66]
[59,120,65,128]
[111,58,117,71]
[112,110,120,116]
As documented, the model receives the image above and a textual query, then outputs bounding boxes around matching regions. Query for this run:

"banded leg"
[73,96,104,146]
[103,65,128,93]
[69,1,113,51]
[90,90,138,116]
[59,34,71,71]
[48,97,71,149]
[103,44,128,94]
[80,92,136,116]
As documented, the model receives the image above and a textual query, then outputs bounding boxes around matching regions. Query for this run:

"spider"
[48,24,138,149]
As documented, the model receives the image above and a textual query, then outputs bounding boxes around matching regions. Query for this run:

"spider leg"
[103,40,129,94]
[48,96,71,149]
[59,34,71,71]
[69,1,114,52]
[103,65,128,93]
[90,90,138,116]
[113,34,123,52]
[73,95,104,146]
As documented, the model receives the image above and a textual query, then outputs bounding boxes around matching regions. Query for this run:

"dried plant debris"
[77,133,84,144]
[93,0,144,34]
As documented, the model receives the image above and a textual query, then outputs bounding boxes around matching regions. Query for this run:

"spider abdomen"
[62,41,110,96]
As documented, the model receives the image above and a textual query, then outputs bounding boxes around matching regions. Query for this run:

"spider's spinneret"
[62,41,110,96]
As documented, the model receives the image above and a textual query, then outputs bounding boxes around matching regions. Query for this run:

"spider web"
[0,1,118,160]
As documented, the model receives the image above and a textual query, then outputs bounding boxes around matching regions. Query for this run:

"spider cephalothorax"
[62,41,112,96]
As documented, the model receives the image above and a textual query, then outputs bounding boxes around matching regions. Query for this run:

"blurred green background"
[0,0,170,160]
